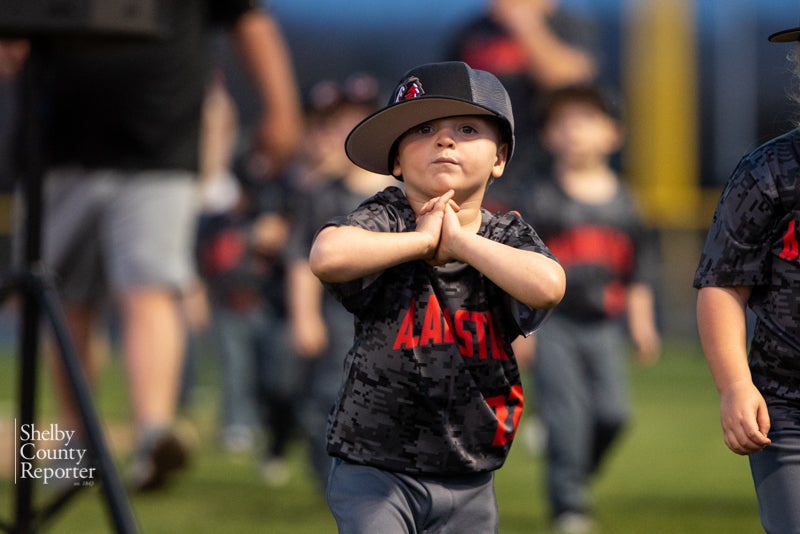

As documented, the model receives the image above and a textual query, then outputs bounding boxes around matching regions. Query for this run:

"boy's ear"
[539,124,557,153]
[392,153,402,177]
[609,122,625,153]
[491,142,509,179]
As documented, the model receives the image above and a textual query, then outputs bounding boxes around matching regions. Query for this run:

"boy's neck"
[555,161,618,205]
[456,203,484,233]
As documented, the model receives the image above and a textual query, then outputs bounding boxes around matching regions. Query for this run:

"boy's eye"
[410,121,482,136]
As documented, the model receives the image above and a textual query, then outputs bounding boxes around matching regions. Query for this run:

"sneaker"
[553,511,596,534]
[128,427,190,492]
[520,415,547,456]
[260,457,290,487]
[221,425,256,455]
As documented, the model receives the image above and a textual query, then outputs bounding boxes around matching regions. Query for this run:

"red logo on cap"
[394,76,424,103]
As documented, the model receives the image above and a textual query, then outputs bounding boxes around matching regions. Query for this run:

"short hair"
[536,85,623,128]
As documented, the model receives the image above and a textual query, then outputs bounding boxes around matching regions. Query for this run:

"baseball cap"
[306,72,380,115]
[345,61,515,176]
[768,23,800,42]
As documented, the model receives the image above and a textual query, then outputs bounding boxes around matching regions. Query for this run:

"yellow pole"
[624,0,699,228]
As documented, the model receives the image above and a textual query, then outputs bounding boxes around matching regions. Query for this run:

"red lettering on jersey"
[201,228,246,275]
[473,312,489,360]
[441,304,457,343]
[486,384,524,446]
[393,295,509,360]
[603,281,627,317]
[547,225,634,274]
[393,299,419,350]
[487,313,510,361]
[454,309,473,358]
[780,219,799,261]
[419,294,444,346]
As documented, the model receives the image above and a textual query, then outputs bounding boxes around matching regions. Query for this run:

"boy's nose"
[436,130,456,147]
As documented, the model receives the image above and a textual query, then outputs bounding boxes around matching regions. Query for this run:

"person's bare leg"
[119,287,185,438]
[120,287,190,491]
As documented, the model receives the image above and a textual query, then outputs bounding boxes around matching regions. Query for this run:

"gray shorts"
[326,458,498,534]
[35,168,199,304]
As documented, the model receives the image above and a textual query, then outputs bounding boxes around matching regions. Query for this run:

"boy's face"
[392,115,508,202]
[311,104,375,173]
[541,101,621,165]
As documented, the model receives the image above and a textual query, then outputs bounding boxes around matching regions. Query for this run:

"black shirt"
[44,0,259,172]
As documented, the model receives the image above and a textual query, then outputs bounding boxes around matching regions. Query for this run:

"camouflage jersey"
[321,186,555,475]
[694,128,800,402]
[521,177,656,322]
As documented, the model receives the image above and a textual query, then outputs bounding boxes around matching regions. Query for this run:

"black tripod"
[0,43,138,534]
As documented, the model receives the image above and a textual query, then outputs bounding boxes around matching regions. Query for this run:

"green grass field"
[0,338,763,533]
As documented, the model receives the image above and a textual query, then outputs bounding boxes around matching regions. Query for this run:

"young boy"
[309,61,566,533]
[520,85,660,533]
[285,73,395,491]
[695,22,800,533]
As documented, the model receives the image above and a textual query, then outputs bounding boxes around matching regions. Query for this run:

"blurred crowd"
[0,1,660,533]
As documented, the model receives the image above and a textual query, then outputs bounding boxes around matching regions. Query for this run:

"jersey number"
[486,384,524,446]
[780,220,800,261]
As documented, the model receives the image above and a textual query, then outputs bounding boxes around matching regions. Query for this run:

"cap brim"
[345,97,501,176]
[769,27,800,42]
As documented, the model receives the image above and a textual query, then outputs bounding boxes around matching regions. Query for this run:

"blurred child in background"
[196,74,296,485]
[285,73,394,491]
[521,85,660,533]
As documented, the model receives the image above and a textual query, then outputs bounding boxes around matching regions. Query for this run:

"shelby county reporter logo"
[14,421,96,486]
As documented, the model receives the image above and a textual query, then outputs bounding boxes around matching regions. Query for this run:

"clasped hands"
[416,189,471,267]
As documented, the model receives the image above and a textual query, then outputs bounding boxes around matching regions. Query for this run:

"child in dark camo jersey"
[522,84,661,532]
[695,21,800,534]
[309,61,565,533]
[284,73,394,491]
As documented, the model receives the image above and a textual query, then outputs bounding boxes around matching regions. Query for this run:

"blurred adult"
[1,0,302,491]
[447,0,596,212]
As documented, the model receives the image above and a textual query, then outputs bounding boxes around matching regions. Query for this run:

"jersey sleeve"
[694,156,778,288]
[284,189,315,264]
[490,211,558,336]
[622,188,660,288]
[316,187,408,312]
